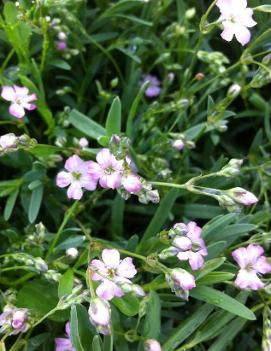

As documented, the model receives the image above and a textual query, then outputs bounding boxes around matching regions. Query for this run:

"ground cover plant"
[0,0,271,350]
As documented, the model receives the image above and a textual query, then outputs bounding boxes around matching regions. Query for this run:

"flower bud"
[122,174,142,193]
[78,137,89,148]
[34,257,48,272]
[167,72,175,83]
[219,158,243,177]
[146,190,160,204]
[166,268,196,300]
[172,139,184,151]
[0,133,17,149]
[195,72,205,80]
[227,84,241,98]
[144,339,162,351]
[226,187,258,206]
[159,247,178,260]
[88,298,111,335]
[57,41,67,50]
[58,32,67,40]
[185,7,196,19]
[66,247,79,260]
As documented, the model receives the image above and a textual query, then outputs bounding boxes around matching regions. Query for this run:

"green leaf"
[202,213,237,240]
[182,291,248,349]
[103,335,113,351]
[163,304,214,351]
[126,80,149,139]
[4,188,19,221]
[69,109,106,141]
[28,184,44,223]
[138,189,179,252]
[112,294,139,316]
[254,5,271,12]
[190,286,256,320]
[102,0,145,17]
[208,317,246,351]
[3,2,17,24]
[111,194,124,237]
[195,257,226,280]
[70,304,94,351]
[143,291,161,339]
[105,96,121,137]
[58,269,74,298]
[92,335,103,351]
[49,59,71,70]
[197,272,235,285]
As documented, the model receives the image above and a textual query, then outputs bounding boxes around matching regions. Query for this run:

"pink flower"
[57,41,67,50]
[173,222,208,270]
[172,139,184,151]
[144,339,162,351]
[141,74,161,98]
[56,155,97,200]
[55,322,75,351]
[87,148,124,189]
[0,306,28,335]
[121,174,142,193]
[216,0,257,46]
[0,133,17,149]
[90,249,137,300]
[166,268,196,300]
[228,187,258,205]
[78,137,89,148]
[88,298,111,335]
[160,222,207,270]
[1,85,37,119]
[232,244,271,290]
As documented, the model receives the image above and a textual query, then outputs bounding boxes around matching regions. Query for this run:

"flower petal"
[254,256,271,274]
[173,236,192,250]
[117,257,137,278]
[96,148,112,167]
[65,155,84,172]
[9,103,25,118]
[234,24,251,46]
[56,171,72,188]
[102,249,120,269]
[67,182,83,200]
[96,280,123,300]
[235,269,264,290]
[188,252,205,271]
[1,86,15,101]
[221,22,235,42]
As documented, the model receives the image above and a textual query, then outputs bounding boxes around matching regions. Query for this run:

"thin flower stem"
[46,201,79,259]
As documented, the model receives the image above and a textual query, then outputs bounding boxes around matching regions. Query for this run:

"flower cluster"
[232,244,271,290]
[88,248,145,334]
[0,133,37,155]
[1,85,37,119]
[160,221,208,271]
[0,306,29,335]
[56,147,159,202]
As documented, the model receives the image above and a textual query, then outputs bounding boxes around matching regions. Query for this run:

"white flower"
[216,0,257,46]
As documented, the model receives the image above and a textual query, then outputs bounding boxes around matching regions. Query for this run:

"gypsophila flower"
[0,133,17,149]
[90,249,137,300]
[172,139,184,151]
[88,298,111,335]
[141,74,161,98]
[87,148,124,189]
[232,244,271,290]
[121,174,142,193]
[1,85,37,119]
[55,322,75,351]
[226,187,258,205]
[216,0,257,46]
[66,247,79,259]
[0,306,29,335]
[166,268,196,300]
[56,155,97,199]
[78,137,89,148]
[144,339,162,351]
[160,222,207,270]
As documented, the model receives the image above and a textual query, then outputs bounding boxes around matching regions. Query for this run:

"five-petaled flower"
[232,244,271,290]
[90,249,137,300]
[141,74,161,98]
[87,148,124,189]
[56,155,97,200]
[1,85,37,119]
[216,0,257,46]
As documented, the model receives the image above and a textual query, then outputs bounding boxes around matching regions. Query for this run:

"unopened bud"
[172,139,184,151]
[166,268,195,300]
[185,7,196,19]
[226,187,258,206]
[66,247,79,259]
[219,158,243,177]
[58,32,67,41]
[78,137,89,148]
[88,298,111,335]
[227,84,241,98]
[144,339,162,351]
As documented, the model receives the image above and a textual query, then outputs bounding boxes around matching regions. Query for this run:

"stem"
[46,201,79,259]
